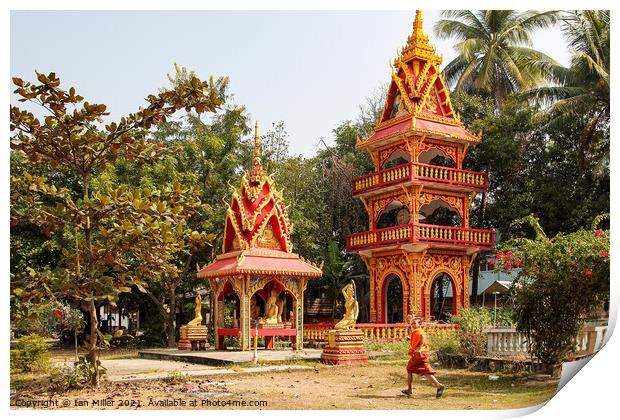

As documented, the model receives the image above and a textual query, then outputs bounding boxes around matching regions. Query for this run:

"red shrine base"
[320,329,369,365]
[216,326,298,350]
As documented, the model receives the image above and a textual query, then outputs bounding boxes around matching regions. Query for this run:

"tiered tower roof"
[358,10,481,148]
[197,124,322,279]
[222,123,293,254]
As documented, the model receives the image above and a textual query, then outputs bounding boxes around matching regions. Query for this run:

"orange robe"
[406,327,436,375]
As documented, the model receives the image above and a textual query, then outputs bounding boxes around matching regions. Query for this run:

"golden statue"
[334,283,359,329]
[187,295,203,326]
[277,296,285,322]
[264,289,280,324]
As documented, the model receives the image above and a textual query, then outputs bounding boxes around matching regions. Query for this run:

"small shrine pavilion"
[346,11,495,322]
[197,124,322,351]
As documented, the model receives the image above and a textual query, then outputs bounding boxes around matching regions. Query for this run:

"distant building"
[304,293,334,323]
[471,261,521,308]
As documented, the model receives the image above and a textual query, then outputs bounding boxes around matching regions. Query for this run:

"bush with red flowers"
[495,214,609,365]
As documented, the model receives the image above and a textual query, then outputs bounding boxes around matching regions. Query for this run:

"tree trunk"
[167,291,177,348]
[166,317,177,348]
[82,174,99,386]
[88,299,100,387]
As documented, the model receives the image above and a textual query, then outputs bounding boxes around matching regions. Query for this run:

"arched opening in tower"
[382,149,410,169]
[376,200,411,229]
[384,274,404,323]
[418,147,455,168]
[430,273,456,321]
[418,200,461,227]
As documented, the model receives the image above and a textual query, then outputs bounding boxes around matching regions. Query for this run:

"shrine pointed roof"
[197,123,322,279]
[358,10,481,149]
[197,248,322,278]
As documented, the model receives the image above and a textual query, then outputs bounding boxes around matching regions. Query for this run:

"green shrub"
[450,307,495,356]
[11,302,58,338]
[60,356,108,389]
[427,328,461,356]
[224,336,240,349]
[363,339,410,354]
[500,216,609,365]
[110,329,139,349]
[494,307,516,328]
[452,306,492,332]
[10,334,52,373]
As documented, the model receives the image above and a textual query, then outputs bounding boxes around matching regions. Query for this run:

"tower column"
[369,265,377,322]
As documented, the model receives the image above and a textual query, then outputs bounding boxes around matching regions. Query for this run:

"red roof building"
[198,124,321,350]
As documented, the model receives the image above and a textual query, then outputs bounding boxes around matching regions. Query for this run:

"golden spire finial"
[253,121,261,165]
[413,10,423,38]
[399,9,441,65]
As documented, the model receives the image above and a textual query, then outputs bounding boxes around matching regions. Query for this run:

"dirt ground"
[10,359,559,410]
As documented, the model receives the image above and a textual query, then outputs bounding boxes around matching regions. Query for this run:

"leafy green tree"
[496,215,609,365]
[274,156,328,264]
[323,241,354,320]
[435,10,560,108]
[526,10,609,175]
[455,91,609,303]
[10,70,224,386]
[101,66,249,346]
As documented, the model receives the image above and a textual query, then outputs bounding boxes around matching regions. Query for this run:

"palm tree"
[323,240,354,321]
[434,10,560,109]
[526,11,609,175]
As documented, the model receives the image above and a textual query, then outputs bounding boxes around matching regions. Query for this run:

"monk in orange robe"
[402,316,445,398]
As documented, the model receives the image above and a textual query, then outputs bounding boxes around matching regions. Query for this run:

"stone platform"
[139,349,323,366]
[139,348,391,366]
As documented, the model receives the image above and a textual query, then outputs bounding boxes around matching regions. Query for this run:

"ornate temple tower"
[346,11,494,322]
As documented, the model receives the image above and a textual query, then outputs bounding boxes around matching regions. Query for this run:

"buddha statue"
[334,283,359,330]
[264,289,280,324]
[187,295,203,326]
[277,296,285,322]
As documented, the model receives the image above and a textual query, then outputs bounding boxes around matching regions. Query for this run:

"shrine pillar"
[239,275,251,351]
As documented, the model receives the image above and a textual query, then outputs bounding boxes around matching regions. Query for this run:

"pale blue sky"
[10,11,570,156]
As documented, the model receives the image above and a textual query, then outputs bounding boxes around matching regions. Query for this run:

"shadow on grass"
[350,394,411,399]
[437,372,559,396]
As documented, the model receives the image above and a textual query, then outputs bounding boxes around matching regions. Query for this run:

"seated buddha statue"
[334,283,359,330]
[264,289,280,324]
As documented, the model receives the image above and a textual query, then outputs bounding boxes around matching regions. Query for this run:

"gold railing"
[346,223,494,251]
[415,224,493,245]
[303,323,460,343]
[378,225,412,243]
[352,162,487,195]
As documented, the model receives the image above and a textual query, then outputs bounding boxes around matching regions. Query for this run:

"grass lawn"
[11,355,559,410]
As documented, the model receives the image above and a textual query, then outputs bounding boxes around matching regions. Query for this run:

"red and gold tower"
[346,11,494,322]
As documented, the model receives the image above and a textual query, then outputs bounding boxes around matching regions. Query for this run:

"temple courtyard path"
[11,358,559,410]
